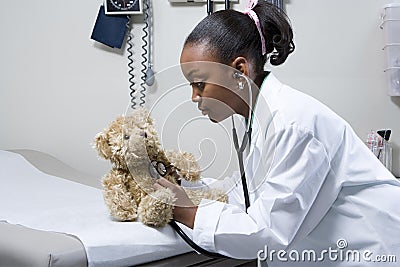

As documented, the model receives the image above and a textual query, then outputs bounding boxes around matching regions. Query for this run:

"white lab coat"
[192,73,400,266]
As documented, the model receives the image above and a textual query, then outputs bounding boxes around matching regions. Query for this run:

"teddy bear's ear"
[93,115,125,160]
[93,132,112,160]
[133,107,153,126]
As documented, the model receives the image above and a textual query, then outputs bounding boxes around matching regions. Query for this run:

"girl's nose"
[192,90,202,103]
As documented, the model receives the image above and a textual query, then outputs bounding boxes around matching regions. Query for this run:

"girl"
[155,1,400,266]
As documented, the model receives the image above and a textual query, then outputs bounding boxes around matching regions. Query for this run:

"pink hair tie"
[242,0,267,55]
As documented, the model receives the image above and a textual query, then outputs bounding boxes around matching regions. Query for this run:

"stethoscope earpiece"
[233,71,243,80]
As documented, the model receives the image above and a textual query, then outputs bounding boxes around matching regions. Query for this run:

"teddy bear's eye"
[123,134,130,140]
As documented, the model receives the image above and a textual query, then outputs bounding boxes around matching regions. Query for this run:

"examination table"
[0,149,256,266]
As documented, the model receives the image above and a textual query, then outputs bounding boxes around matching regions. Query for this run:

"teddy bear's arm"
[138,188,176,227]
[185,188,228,206]
[165,150,201,182]
[102,169,138,221]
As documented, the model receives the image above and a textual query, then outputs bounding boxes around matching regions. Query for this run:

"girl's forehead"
[181,45,210,62]
[180,61,238,89]
[180,65,209,84]
[180,45,237,84]
[183,66,207,79]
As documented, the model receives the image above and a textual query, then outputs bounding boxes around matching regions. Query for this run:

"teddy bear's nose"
[140,131,148,138]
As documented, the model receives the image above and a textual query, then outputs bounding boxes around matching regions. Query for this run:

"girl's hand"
[154,178,197,228]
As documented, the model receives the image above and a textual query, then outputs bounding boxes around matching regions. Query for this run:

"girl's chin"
[208,113,230,123]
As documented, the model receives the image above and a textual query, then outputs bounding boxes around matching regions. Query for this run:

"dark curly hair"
[184,2,295,75]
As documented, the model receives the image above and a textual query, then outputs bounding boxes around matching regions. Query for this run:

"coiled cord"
[145,0,155,86]
[126,16,136,110]
[139,0,150,107]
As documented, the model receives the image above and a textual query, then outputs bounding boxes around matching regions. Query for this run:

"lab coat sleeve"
[192,125,332,259]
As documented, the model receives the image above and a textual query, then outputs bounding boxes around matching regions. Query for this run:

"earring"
[233,72,245,90]
[238,79,245,90]
[233,72,242,79]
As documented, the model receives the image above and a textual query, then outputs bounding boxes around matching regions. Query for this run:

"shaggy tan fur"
[94,108,227,227]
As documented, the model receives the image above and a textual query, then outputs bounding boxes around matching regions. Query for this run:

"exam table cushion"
[8,149,102,189]
[0,221,87,267]
[0,150,193,267]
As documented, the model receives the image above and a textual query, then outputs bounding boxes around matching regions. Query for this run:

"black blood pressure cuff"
[90,5,129,49]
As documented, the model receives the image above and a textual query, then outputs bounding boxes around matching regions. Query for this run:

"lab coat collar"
[248,73,283,157]
[244,73,282,190]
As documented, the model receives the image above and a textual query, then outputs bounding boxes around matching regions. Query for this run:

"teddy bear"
[93,107,228,227]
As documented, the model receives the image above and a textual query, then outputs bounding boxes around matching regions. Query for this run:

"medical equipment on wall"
[206,0,231,15]
[126,0,155,108]
[207,0,214,15]
[381,3,400,96]
[265,0,283,11]
[366,129,393,173]
[91,0,154,109]
[144,0,155,87]
[91,6,130,49]
[128,0,154,108]
[169,0,237,14]
[168,0,236,3]
[105,0,143,15]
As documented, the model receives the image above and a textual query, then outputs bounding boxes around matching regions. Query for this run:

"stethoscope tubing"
[232,125,252,211]
[169,220,229,258]
[169,72,253,259]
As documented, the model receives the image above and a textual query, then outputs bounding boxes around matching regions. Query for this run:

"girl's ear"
[231,56,250,76]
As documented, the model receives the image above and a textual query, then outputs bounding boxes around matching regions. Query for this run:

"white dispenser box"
[381,3,400,96]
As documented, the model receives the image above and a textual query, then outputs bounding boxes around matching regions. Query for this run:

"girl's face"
[180,44,246,123]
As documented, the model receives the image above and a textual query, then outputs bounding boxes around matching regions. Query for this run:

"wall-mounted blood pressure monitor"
[104,0,143,15]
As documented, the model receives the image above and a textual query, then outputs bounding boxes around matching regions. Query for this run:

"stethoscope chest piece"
[149,160,167,179]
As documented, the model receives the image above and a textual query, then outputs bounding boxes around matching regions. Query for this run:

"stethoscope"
[231,70,253,212]
[148,160,230,258]
[149,71,253,259]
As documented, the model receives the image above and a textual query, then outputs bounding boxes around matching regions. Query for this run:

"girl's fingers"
[153,183,164,190]
[156,177,175,188]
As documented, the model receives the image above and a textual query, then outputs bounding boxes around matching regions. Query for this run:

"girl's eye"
[190,82,205,91]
